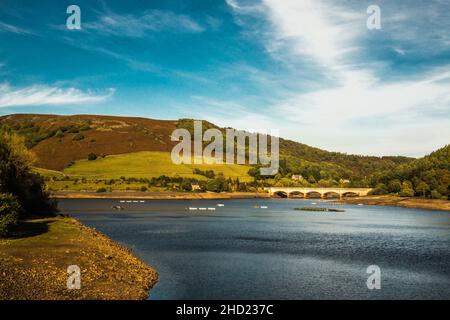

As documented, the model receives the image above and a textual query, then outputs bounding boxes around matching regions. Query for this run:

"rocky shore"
[0,217,158,300]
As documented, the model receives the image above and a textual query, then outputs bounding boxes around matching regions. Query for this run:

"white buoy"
[217,204,225,207]
[260,206,268,209]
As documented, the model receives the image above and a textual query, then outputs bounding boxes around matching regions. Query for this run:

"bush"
[72,133,84,141]
[431,190,442,199]
[54,130,64,138]
[0,193,21,237]
[140,186,148,192]
[96,188,107,193]
[87,153,97,161]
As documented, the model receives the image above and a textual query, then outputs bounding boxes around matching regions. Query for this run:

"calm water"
[58,198,450,300]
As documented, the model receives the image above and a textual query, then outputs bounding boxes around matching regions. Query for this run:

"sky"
[0,0,449,157]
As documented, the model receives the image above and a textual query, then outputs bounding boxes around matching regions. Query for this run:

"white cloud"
[209,0,450,156]
[225,0,240,10]
[83,10,204,37]
[0,83,114,108]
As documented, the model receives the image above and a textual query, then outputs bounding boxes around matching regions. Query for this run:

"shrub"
[54,130,64,138]
[0,193,21,237]
[87,153,97,161]
[72,133,84,141]
[96,187,107,193]
[431,190,442,199]
[140,186,148,192]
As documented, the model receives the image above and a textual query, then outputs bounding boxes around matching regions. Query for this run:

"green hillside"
[63,151,252,180]
[370,145,450,199]
[0,114,419,191]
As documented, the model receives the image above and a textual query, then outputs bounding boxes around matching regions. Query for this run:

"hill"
[0,114,414,187]
[370,144,450,199]
[0,114,178,170]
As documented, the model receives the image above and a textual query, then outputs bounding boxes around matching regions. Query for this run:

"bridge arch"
[323,191,340,199]
[306,191,322,198]
[342,191,359,197]
[273,191,288,198]
[289,191,305,198]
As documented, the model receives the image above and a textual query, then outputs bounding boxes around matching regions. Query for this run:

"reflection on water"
[59,198,450,300]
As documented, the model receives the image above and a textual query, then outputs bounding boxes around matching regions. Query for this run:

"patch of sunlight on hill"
[62,151,253,181]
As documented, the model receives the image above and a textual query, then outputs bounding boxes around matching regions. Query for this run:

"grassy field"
[32,151,253,192]
[62,151,253,180]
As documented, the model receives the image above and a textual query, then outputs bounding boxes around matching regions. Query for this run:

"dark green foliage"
[96,187,107,193]
[0,133,56,218]
[193,168,215,179]
[180,181,192,191]
[0,193,21,237]
[87,153,97,161]
[370,145,450,199]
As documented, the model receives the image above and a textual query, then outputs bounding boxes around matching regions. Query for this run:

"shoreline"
[50,190,270,200]
[335,195,450,211]
[51,191,450,211]
[0,217,158,300]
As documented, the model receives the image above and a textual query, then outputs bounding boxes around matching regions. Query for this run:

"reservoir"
[58,198,450,299]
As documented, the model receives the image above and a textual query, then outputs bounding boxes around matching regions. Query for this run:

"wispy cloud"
[219,0,450,156]
[0,83,114,108]
[82,9,204,37]
[0,21,31,34]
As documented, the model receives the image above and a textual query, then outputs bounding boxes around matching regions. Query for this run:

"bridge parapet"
[266,187,372,198]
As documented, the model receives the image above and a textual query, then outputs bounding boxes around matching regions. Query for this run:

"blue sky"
[1,0,450,157]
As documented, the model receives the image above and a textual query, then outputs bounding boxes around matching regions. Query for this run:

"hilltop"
[0,114,412,187]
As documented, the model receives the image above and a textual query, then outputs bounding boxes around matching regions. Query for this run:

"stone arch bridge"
[266,187,372,199]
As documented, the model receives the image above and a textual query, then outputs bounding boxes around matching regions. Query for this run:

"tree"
[0,132,56,217]
[0,193,21,237]
[387,179,402,193]
[180,180,192,191]
[206,179,220,192]
[399,181,414,197]
[430,190,442,199]
[415,181,430,198]
[248,167,261,180]
[370,183,388,195]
